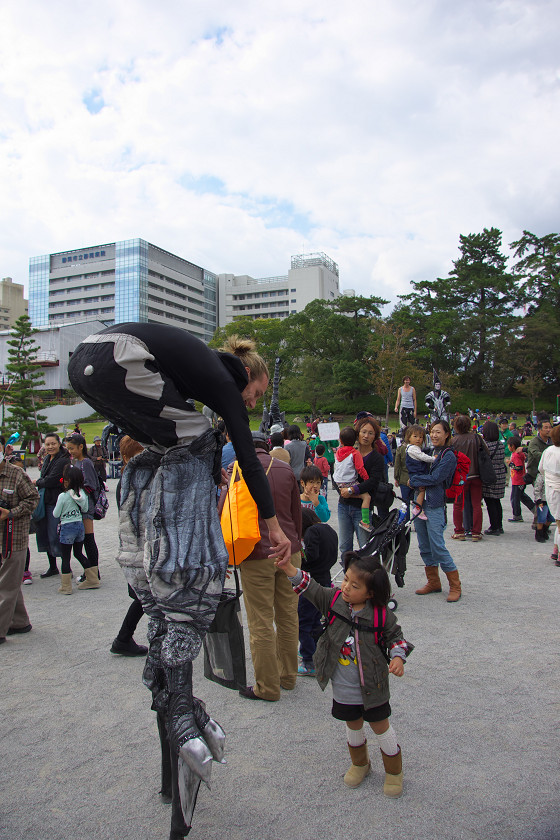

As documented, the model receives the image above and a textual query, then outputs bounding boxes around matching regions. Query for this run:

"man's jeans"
[414,505,457,573]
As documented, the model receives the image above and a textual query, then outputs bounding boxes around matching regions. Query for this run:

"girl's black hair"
[509,436,522,449]
[301,507,321,533]
[65,433,87,455]
[300,465,323,485]
[315,443,325,456]
[341,551,391,608]
[63,464,84,493]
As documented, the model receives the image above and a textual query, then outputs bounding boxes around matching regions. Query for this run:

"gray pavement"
[1,470,560,840]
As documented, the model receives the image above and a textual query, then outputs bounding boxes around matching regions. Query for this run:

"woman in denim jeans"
[408,421,462,602]
[337,419,384,560]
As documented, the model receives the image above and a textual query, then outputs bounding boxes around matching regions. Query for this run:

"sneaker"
[508,516,524,522]
[76,573,86,584]
[22,571,33,585]
[298,663,315,676]
[484,528,502,536]
[555,559,560,568]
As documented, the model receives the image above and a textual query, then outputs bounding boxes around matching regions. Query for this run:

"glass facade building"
[115,239,148,323]
[28,255,50,327]
[29,239,217,342]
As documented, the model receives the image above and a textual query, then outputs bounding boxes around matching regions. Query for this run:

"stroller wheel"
[388,598,397,611]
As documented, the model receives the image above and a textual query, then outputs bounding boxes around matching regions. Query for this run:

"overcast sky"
[1,0,558,311]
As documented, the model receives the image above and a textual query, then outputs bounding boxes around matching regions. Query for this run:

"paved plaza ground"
[1,469,559,840]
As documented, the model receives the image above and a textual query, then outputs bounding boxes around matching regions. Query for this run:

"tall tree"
[397,228,520,391]
[4,315,52,443]
[510,231,560,388]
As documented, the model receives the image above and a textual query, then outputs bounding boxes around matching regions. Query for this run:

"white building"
[217,252,341,325]
[0,320,107,396]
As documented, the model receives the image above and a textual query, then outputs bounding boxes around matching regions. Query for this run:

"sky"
[1,0,559,312]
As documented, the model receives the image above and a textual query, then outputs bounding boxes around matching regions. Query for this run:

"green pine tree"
[3,315,52,445]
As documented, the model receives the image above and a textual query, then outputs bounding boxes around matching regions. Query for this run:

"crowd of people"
[1,332,559,837]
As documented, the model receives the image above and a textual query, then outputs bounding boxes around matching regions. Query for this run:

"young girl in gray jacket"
[276,550,412,797]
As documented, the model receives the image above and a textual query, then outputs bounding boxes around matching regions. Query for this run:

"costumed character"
[425,370,451,425]
[259,356,285,435]
[68,323,291,839]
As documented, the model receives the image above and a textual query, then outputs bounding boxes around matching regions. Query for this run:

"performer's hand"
[265,516,291,563]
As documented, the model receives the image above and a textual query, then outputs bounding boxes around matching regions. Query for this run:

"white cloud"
[0,0,559,307]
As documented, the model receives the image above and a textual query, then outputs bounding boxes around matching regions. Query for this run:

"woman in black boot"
[34,434,70,578]
[65,434,101,589]
[110,435,147,656]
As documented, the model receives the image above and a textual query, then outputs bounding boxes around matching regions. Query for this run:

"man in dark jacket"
[238,432,302,701]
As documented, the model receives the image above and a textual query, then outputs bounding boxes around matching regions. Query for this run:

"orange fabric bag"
[221,460,268,566]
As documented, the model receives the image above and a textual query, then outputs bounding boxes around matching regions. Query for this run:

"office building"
[0,277,28,328]
[29,239,218,342]
[217,252,340,325]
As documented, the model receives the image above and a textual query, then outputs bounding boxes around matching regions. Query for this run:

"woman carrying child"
[334,426,372,533]
[405,425,436,520]
[52,466,89,595]
[408,420,462,602]
[337,418,384,557]
[277,549,412,796]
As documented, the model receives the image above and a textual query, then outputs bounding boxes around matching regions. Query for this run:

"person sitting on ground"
[297,507,338,676]
[405,425,435,521]
[300,465,331,522]
[333,427,371,532]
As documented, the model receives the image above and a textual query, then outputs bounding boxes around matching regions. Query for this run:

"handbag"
[203,565,247,690]
[93,486,109,520]
[220,460,270,566]
[477,437,497,485]
[31,487,46,522]
[373,481,395,509]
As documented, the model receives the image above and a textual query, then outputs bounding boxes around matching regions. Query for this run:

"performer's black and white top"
[68,322,274,518]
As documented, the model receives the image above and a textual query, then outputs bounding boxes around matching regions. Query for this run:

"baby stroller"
[334,505,417,611]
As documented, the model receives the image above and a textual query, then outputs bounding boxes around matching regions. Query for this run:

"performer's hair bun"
[219,334,269,382]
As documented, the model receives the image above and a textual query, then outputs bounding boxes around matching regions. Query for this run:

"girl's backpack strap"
[373,605,387,646]
[326,589,341,625]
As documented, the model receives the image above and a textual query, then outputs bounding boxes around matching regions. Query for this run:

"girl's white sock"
[373,724,399,756]
[346,726,366,747]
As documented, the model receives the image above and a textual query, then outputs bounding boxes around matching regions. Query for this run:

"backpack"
[442,448,470,500]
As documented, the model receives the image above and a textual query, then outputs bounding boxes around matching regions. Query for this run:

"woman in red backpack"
[408,420,462,602]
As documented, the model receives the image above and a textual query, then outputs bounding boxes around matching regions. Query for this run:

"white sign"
[317,422,340,442]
